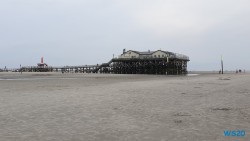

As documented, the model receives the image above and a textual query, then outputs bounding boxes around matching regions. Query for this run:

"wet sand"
[0,72,249,141]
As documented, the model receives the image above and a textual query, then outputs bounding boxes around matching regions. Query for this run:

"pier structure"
[20,49,189,75]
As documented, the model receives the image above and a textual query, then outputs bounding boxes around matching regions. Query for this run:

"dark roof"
[126,50,173,55]
[138,51,153,55]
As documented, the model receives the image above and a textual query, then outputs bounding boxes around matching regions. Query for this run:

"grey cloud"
[0,0,250,70]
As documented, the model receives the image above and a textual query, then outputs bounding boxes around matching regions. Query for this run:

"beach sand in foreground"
[0,72,249,141]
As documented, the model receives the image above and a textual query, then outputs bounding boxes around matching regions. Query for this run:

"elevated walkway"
[92,59,113,73]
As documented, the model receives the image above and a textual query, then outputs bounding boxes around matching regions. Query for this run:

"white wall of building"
[151,50,169,58]
[119,50,140,58]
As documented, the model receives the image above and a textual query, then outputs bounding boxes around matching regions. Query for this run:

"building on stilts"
[111,49,189,75]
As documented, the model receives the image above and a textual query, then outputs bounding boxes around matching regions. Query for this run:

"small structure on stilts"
[21,57,53,72]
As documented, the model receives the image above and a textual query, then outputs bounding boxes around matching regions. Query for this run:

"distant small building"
[37,57,48,68]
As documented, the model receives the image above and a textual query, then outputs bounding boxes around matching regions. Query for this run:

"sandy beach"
[0,72,249,141]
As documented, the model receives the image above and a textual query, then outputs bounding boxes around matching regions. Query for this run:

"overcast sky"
[0,0,249,71]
